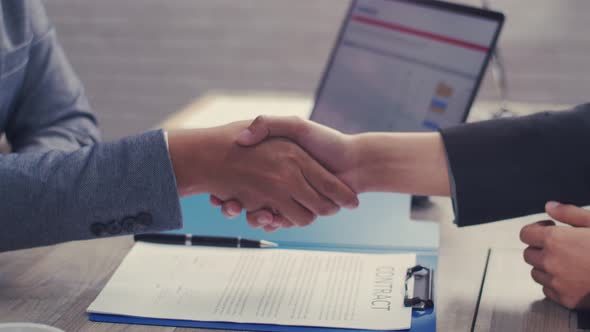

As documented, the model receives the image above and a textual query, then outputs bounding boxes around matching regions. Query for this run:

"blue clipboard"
[90,193,438,331]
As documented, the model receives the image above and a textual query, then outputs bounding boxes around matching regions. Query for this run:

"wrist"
[347,132,450,195]
[168,128,223,197]
[344,134,380,193]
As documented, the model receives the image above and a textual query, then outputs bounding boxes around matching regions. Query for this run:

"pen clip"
[404,265,434,310]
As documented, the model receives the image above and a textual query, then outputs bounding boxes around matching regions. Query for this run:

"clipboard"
[89,257,436,332]
[405,265,435,311]
[89,193,438,331]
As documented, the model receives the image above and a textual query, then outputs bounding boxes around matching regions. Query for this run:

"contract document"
[88,242,416,331]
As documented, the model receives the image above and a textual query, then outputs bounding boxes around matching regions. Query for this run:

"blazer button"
[90,223,106,236]
[136,212,153,226]
[106,221,122,235]
[122,217,136,233]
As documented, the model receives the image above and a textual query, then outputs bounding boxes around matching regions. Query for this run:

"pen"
[134,233,278,248]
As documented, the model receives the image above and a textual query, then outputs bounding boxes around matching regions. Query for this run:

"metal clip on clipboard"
[404,265,435,310]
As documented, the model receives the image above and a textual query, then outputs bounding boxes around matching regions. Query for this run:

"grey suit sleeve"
[439,103,590,226]
[5,0,100,152]
[0,2,182,252]
[0,129,183,252]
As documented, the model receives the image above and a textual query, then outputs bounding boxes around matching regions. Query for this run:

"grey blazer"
[0,1,181,252]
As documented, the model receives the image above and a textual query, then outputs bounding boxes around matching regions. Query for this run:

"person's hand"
[209,116,361,230]
[168,121,359,231]
[237,116,359,183]
[520,201,590,309]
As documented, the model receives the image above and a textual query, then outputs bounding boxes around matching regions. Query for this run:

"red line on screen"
[351,15,489,53]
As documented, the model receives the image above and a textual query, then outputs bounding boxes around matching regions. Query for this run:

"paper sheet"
[88,242,415,330]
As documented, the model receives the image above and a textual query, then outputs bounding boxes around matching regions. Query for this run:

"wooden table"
[0,93,584,331]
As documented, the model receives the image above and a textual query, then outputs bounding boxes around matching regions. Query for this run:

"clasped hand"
[169,120,358,232]
[208,116,360,231]
[198,117,590,311]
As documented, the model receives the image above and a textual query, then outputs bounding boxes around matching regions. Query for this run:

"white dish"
[0,323,64,332]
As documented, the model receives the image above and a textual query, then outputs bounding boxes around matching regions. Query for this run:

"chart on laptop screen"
[312,0,503,133]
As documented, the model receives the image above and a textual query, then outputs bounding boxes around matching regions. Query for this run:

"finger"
[546,201,590,227]
[543,286,561,304]
[523,246,546,270]
[273,214,295,228]
[263,224,281,233]
[300,160,359,209]
[246,210,297,229]
[236,115,308,146]
[520,221,555,248]
[221,200,243,219]
[210,195,223,207]
[246,216,263,229]
[279,198,316,227]
[246,210,274,227]
[291,173,341,217]
[531,268,553,287]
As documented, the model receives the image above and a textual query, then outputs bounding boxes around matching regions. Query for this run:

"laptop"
[311,0,505,133]
[161,0,506,249]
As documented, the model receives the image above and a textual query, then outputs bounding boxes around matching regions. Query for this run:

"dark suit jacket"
[439,103,590,226]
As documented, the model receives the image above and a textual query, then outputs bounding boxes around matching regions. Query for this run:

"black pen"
[134,233,278,248]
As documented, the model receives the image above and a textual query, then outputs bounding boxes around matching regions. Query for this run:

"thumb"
[236,115,307,146]
[545,201,590,227]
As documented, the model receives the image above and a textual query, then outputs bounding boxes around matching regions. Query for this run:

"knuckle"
[249,211,264,224]
[519,227,529,243]
[287,151,301,164]
[550,279,563,292]
[277,217,291,228]
[542,256,559,275]
[221,205,233,216]
[246,212,263,225]
[561,296,578,309]
[320,178,339,197]
[281,144,301,162]
[246,213,256,223]
[538,255,550,272]
[523,247,535,265]
[222,210,234,219]
[288,115,304,129]
[317,202,339,216]
[345,192,359,207]
[522,248,529,262]
[246,218,260,228]
[269,171,292,187]
[253,115,267,127]
[298,214,317,227]
[292,116,311,136]
[544,228,558,249]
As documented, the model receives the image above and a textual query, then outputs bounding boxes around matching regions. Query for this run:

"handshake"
[167,116,368,233]
[168,115,590,310]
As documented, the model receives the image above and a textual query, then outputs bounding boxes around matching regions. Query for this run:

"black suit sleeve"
[439,103,590,226]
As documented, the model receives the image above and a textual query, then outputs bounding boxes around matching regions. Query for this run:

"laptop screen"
[311,0,504,133]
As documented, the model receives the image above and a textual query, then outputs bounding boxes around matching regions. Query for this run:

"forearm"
[440,105,590,226]
[0,130,182,252]
[349,132,450,196]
